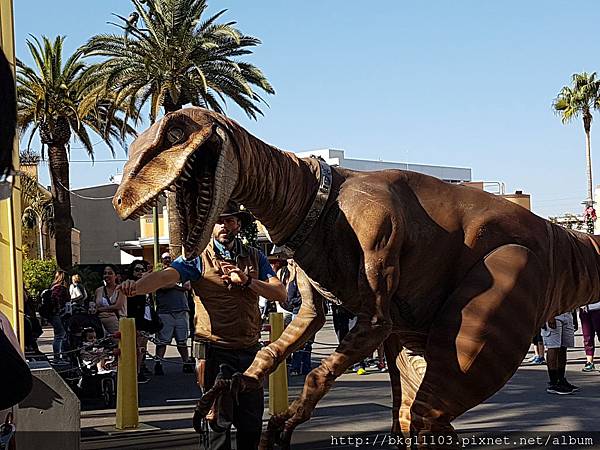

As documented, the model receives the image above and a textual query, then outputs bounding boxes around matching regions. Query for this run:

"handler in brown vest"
[118,202,287,450]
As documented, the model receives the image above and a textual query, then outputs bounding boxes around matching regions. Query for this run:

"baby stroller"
[65,303,105,364]
[73,327,118,408]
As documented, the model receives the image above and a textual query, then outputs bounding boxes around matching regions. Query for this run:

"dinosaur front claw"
[231,372,262,396]
[193,366,263,435]
[193,375,231,433]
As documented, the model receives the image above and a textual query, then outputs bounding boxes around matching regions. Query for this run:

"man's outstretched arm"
[118,267,181,296]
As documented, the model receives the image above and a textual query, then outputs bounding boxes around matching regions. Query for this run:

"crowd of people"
[30,256,197,385]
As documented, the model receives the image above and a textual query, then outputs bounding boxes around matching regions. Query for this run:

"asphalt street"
[35,314,600,449]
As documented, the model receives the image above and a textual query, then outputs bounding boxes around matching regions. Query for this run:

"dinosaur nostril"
[117,196,122,205]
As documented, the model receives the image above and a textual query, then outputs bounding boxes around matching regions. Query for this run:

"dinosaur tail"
[547,224,600,315]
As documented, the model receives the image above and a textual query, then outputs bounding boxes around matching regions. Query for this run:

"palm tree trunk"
[48,144,73,269]
[164,98,183,257]
[167,191,182,257]
[38,220,44,260]
[585,129,594,205]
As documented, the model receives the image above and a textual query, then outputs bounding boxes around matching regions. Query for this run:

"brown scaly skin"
[115,107,600,449]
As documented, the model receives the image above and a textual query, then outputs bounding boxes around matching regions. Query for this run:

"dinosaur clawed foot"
[259,400,313,450]
[259,413,293,450]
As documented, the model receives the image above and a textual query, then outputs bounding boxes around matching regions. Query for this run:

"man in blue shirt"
[153,252,194,376]
[119,202,286,450]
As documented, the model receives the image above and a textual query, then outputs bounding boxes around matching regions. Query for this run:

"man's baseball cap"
[161,252,171,259]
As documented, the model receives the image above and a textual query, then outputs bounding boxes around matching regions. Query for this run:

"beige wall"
[501,194,531,211]
[139,207,168,239]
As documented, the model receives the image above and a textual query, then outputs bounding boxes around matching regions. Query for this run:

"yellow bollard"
[116,317,139,429]
[268,312,288,415]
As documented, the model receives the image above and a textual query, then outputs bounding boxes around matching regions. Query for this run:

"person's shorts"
[532,332,543,345]
[156,311,189,345]
[541,313,574,349]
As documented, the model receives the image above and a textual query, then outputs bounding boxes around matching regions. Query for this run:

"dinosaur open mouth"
[119,129,229,259]
[175,133,224,258]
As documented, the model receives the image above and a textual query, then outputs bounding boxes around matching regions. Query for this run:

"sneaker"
[183,362,195,374]
[154,362,164,376]
[524,354,538,363]
[137,372,150,384]
[356,368,367,376]
[532,356,546,365]
[289,369,301,376]
[377,363,387,373]
[559,379,579,392]
[546,383,574,395]
[582,362,595,372]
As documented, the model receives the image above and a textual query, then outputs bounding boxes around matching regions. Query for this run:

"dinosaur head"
[114,107,239,258]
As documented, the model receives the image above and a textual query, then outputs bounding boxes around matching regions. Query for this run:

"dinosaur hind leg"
[408,244,546,447]
[262,321,391,449]
[382,334,404,434]
[381,332,429,436]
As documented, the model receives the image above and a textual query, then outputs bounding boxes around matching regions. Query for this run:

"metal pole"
[38,216,44,259]
[116,318,139,429]
[153,205,160,267]
[268,312,289,414]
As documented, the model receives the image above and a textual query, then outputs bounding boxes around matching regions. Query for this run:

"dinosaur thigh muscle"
[405,244,545,445]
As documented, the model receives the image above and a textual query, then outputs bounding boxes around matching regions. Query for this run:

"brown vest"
[192,239,262,349]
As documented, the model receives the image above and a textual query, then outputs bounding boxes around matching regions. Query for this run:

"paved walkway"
[36,315,600,449]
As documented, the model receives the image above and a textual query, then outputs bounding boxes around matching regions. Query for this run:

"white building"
[295,148,472,183]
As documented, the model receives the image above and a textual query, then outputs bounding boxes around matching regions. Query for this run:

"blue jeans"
[291,340,313,374]
[50,315,66,358]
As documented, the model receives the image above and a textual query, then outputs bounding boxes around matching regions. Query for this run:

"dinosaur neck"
[227,124,319,245]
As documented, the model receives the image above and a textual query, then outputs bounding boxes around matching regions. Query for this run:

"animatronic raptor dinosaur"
[114,108,600,448]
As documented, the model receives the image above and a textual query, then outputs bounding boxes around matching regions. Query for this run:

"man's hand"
[117,267,180,296]
[547,318,557,329]
[117,280,137,297]
[220,262,248,286]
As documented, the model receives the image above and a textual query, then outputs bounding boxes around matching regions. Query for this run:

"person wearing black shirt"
[125,260,159,383]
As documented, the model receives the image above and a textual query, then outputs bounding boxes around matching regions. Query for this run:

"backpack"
[38,288,54,320]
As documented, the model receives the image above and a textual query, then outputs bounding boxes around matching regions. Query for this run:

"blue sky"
[14,1,600,218]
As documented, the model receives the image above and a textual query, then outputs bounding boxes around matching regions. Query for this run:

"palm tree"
[553,72,600,206]
[83,0,275,256]
[20,176,53,260]
[19,150,55,259]
[17,35,136,268]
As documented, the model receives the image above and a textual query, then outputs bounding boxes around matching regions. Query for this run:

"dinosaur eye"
[166,127,185,144]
